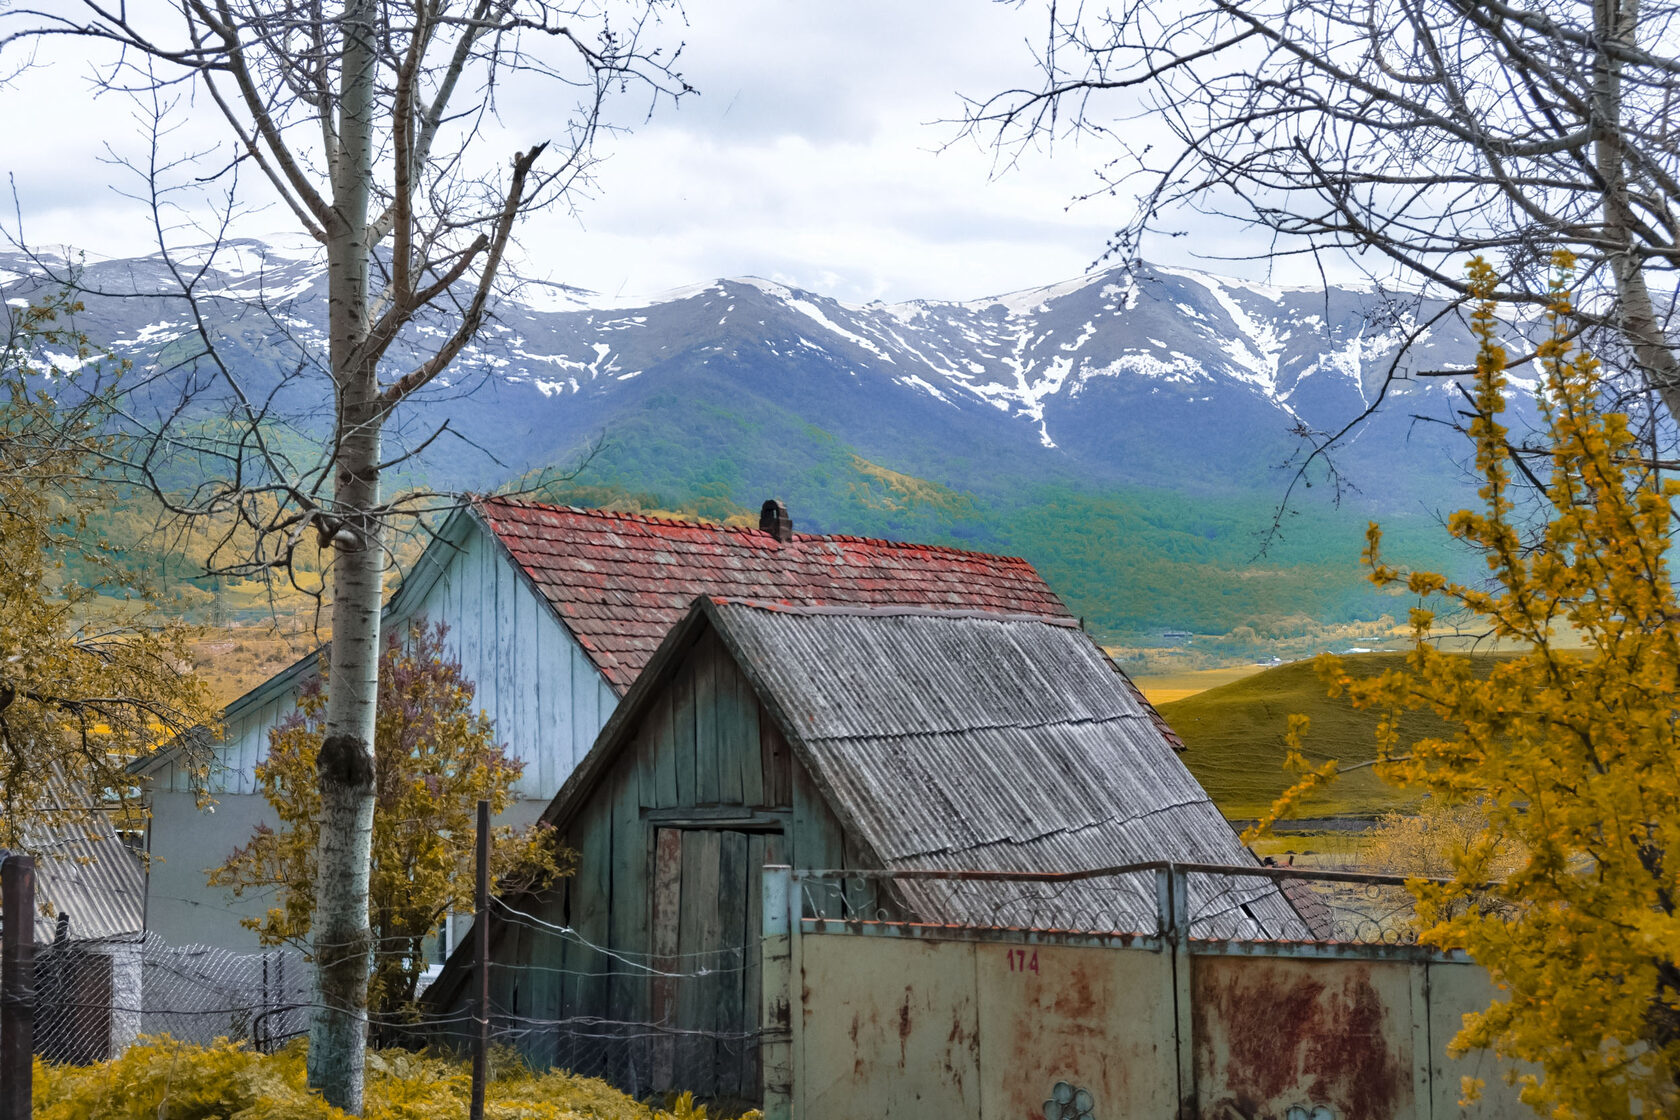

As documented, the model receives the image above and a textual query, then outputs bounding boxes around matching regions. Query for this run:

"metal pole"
[469,799,490,1120]
[759,866,793,1120]
[1,855,35,1120]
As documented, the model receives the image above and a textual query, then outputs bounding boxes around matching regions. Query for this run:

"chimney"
[759,499,793,543]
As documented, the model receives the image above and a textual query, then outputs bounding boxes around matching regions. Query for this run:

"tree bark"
[308,0,380,1111]
[1596,0,1680,420]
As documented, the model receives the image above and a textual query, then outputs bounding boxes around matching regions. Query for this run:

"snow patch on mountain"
[1155,265,1285,397]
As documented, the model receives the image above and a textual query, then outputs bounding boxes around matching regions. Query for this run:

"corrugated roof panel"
[707,602,1309,940]
[11,784,146,943]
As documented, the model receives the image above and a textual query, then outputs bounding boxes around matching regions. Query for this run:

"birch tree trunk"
[1594,0,1680,421]
[0,5,688,1111]
[310,1,381,1108]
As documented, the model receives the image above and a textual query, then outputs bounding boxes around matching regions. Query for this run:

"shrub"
[34,1037,734,1120]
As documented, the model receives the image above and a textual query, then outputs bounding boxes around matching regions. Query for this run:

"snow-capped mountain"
[0,241,1492,502]
[2,241,1515,634]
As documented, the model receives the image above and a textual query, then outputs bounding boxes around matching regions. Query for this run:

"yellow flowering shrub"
[34,1037,734,1120]
[1254,252,1680,1117]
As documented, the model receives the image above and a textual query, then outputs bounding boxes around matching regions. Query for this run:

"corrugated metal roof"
[474,497,1073,694]
[7,784,146,943]
[710,601,1307,939]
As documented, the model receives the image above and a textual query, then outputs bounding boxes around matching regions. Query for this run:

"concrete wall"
[774,927,1527,1120]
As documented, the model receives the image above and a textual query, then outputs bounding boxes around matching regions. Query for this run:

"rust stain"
[1196,960,1405,1120]
[1304,973,1404,1120]
[898,986,914,1068]
[1052,957,1098,1022]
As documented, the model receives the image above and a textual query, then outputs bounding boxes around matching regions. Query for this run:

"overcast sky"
[1,1,1327,306]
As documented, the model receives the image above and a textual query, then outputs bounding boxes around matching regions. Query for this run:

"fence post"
[1,855,35,1120]
[1156,865,1196,1120]
[759,865,794,1120]
[469,800,489,1120]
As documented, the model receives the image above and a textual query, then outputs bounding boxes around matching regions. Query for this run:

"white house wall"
[422,515,620,801]
[146,515,620,951]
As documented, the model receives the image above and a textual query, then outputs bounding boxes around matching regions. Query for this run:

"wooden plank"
[527,887,570,1073]
[570,802,614,1066]
[715,831,749,1099]
[608,770,649,1027]
[695,637,720,805]
[737,670,763,808]
[676,830,721,1097]
[759,710,791,809]
[673,662,697,806]
[633,727,656,810]
[519,893,562,1070]
[650,827,683,1091]
[570,639,602,771]
[551,877,578,1072]
[495,545,517,755]
[744,832,775,1100]
[792,766,846,918]
[654,692,679,808]
[715,657,747,807]
[515,574,543,798]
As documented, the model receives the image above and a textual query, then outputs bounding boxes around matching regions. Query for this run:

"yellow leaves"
[33,1037,726,1120]
[1270,255,1680,1117]
[0,299,220,848]
[1407,571,1446,597]
[214,619,569,1019]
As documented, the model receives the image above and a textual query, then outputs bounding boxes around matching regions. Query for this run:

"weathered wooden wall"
[176,518,615,801]
[145,514,618,952]
[486,627,868,1099]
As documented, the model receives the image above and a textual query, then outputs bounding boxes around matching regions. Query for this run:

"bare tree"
[964,0,1680,421]
[1,1,687,1110]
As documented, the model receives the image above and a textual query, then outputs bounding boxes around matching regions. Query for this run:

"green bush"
[34,1037,732,1120]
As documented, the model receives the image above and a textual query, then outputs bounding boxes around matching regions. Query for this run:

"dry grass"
[188,624,324,706]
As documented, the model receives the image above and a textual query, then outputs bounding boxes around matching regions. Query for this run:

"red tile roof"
[473,496,1073,694]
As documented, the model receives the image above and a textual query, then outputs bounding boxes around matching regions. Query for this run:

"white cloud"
[0,0,1374,304]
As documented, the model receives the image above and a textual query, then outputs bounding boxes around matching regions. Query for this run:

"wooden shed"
[425,597,1305,1105]
[137,496,1070,954]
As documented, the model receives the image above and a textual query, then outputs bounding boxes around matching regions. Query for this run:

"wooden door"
[650,827,782,1105]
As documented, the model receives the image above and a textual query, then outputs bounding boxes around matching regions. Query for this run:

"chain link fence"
[31,932,308,1064]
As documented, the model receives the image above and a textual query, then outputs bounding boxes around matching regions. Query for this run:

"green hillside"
[1160,652,1514,821]
[528,408,1469,644]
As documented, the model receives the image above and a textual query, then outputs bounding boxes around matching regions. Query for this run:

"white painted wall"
[145,786,281,948]
[144,514,621,952]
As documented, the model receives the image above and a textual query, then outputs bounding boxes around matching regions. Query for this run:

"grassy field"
[1158,651,1514,821]
[1134,664,1272,704]
[189,624,323,705]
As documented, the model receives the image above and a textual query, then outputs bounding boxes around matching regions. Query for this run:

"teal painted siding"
[493,626,847,1101]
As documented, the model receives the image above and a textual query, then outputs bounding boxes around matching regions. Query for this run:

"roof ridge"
[709,598,1077,625]
[478,494,1037,566]
[476,494,734,531]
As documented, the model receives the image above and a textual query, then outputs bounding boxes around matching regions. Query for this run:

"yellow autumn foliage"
[208,620,569,1025]
[0,291,219,845]
[33,1036,735,1120]
[1254,252,1680,1117]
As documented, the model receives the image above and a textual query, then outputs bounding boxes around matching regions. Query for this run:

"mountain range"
[2,242,1528,642]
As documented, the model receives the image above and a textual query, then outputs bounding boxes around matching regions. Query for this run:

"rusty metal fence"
[765,862,1527,1120]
